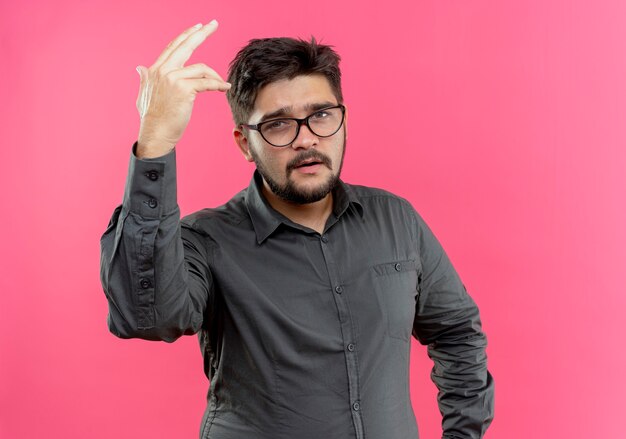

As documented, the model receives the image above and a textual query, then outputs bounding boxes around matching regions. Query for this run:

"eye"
[310,110,330,120]
[264,119,289,130]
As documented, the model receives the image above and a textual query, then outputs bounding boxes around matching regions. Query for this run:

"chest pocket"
[372,259,420,341]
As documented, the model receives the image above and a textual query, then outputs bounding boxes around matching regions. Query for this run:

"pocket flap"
[373,259,419,276]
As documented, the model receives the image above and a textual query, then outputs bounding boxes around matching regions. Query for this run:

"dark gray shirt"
[100,144,494,439]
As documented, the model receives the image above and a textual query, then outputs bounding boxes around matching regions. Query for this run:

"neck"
[261,183,333,235]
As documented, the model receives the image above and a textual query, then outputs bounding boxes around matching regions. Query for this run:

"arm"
[411,211,495,438]
[99,21,230,342]
[99,144,211,342]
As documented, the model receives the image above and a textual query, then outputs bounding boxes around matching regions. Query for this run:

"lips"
[295,158,323,168]
[287,152,332,174]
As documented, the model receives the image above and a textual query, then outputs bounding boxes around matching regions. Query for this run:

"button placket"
[317,232,365,439]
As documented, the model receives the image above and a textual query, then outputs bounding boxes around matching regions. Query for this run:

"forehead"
[251,74,337,119]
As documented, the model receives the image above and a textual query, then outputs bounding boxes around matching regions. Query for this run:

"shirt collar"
[245,170,363,244]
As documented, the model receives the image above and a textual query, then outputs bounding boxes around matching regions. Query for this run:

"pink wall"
[2,1,625,437]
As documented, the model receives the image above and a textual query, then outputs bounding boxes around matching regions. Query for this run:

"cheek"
[250,141,281,170]
[331,137,346,166]
[258,149,289,178]
[265,152,285,170]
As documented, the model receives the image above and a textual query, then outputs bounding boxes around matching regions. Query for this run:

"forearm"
[426,305,495,438]
[99,143,209,342]
[411,210,495,438]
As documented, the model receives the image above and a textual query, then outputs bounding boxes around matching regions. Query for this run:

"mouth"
[293,160,324,175]
[294,158,324,169]
[287,151,333,176]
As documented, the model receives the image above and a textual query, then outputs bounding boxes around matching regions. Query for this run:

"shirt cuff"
[122,141,178,218]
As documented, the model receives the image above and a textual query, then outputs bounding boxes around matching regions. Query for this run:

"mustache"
[286,150,333,173]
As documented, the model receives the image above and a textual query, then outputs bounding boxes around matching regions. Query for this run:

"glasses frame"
[240,104,346,147]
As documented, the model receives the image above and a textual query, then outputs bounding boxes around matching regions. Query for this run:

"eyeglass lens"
[260,107,344,146]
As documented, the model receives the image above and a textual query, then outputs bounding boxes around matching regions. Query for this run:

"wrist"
[135,139,175,159]
[136,128,177,159]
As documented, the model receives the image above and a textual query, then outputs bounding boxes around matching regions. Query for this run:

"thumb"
[135,65,150,118]
[136,65,146,83]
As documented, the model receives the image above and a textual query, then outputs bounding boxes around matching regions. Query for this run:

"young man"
[100,20,494,439]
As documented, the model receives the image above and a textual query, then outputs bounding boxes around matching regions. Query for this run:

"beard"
[250,137,346,205]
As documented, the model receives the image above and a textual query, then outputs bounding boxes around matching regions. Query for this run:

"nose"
[291,122,319,150]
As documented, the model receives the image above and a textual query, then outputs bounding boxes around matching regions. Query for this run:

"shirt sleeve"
[411,210,495,439]
[99,142,212,342]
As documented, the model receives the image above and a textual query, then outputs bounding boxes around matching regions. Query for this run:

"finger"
[185,77,232,93]
[153,22,204,69]
[169,63,228,83]
[162,20,219,71]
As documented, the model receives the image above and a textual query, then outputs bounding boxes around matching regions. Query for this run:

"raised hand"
[135,20,231,158]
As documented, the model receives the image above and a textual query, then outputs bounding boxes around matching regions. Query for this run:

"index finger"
[153,22,205,68]
[161,20,219,71]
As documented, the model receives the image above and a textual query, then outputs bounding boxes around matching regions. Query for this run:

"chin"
[282,175,338,204]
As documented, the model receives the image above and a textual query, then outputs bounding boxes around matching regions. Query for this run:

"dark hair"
[226,37,343,126]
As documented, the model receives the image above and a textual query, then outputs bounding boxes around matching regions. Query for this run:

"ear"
[233,127,254,162]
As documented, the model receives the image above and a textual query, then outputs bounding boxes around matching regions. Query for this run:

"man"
[100,20,494,439]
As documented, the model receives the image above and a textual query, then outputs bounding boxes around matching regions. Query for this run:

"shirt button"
[395,263,402,271]
[139,278,151,289]
[347,343,355,352]
[147,198,158,208]
[321,235,329,243]
[335,285,343,294]
[352,402,360,411]
[146,170,159,181]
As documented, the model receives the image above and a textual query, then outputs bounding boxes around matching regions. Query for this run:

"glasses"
[241,104,346,147]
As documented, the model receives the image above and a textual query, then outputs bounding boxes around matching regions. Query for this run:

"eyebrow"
[258,101,338,123]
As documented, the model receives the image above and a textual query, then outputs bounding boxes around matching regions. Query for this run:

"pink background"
[1,1,625,437]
